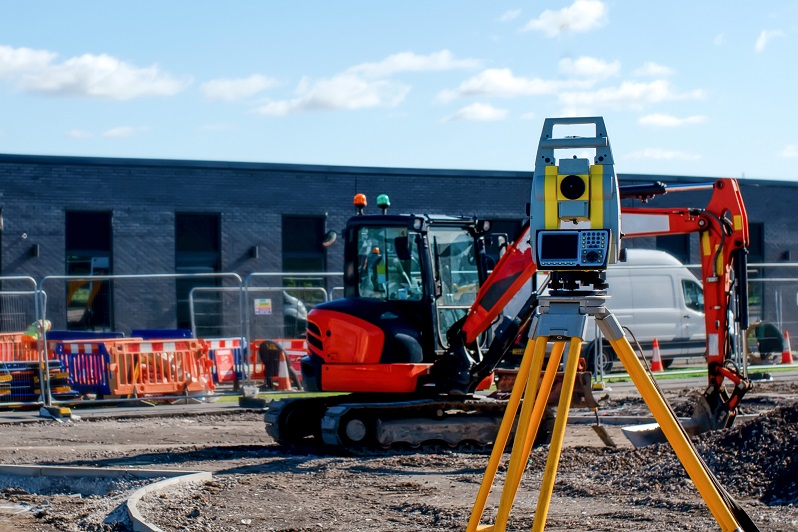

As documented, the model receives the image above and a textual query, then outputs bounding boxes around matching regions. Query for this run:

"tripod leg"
[532,337,582,532]
[467,336,546,532]
[493,339,565,531]
[607,335,742,532]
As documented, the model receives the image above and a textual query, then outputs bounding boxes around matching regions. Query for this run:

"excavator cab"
[301,211,492,394]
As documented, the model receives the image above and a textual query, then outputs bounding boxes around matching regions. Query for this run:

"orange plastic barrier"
[107,339,215,397]
[0,333,39,362]
[250,338,307,380]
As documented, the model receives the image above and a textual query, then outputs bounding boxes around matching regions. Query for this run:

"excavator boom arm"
[453,178,750,422]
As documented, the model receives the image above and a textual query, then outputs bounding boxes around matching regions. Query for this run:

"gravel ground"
[0,378,797,531]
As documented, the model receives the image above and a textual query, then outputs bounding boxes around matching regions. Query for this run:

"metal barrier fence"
[241,272,344,346]
[0,276,45,408]
[1,263,796,409]
[0,290,45,333]
[189,287,244,340]
[36,273,242,407]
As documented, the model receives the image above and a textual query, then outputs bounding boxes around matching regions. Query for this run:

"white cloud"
[714,33,725,46]
[625,148,701,161]
[558,56,620,79]
[632,61,674,78]
[443,102,507,122]
[638,113,707,127]
[522,0,607,37]
[438,68,593,103]
[781,145,798,158]
[499,9,522,22]
[67,129,93,138]
[200,75,277,102]
[102,126,149,138]
[0,45,56,75]
[559,80,705,110]
[0,45,190,100]
[255,74,410,116]
[347,50,480,78]
[252,50,479,116]
[520,111,536,120]
[755,30,785,52]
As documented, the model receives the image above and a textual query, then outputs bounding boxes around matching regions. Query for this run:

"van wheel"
[584,342,615,374]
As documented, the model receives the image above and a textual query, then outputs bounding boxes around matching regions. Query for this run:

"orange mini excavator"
[266,137,750,454]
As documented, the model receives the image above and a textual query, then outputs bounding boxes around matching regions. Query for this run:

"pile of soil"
[699,401,798,505]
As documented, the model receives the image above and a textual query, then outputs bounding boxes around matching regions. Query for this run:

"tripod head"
[547,270,608,295]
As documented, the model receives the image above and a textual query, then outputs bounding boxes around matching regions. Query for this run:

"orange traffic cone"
[276,350,292,390]
[782,331,794,364]
[650,338,664,372]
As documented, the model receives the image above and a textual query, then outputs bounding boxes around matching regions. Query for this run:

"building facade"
[0,153,795,335]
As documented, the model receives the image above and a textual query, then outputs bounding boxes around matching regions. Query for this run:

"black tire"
[661,358,675,370]
[584,341,615,374]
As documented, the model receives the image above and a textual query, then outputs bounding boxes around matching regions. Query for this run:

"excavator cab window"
[431,226,481,346]
[355,226,424,301]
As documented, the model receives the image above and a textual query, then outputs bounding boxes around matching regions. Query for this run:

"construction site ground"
[0,368,797,531]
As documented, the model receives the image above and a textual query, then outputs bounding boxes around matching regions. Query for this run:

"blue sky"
[1,1,797,180]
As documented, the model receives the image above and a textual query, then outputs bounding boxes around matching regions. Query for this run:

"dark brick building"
[0,153,795,335]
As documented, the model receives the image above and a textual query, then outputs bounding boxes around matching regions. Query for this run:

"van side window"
[682,279,704,312]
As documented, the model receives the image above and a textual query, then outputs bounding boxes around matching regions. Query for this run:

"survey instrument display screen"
[535,229,610,270]
[539,233,579,260]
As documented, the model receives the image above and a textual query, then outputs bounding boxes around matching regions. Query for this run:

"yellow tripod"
[466,294,746,532]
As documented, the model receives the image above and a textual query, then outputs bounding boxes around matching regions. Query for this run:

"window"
[65,211,113,331]
[282,215,326,272]
[175,213,221,331]
[682,279,704,312]
[747,222,764,263]
[355,226,423,301]
[281,215,327,312]
[484,219,523,271]
[430,226,480,343]
[656,234,691,264]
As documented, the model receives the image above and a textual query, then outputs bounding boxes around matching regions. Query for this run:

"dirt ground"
[0,378,797,532]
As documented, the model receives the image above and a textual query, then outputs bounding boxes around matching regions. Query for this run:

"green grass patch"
[215,391,346,403]
[603,364,791,384]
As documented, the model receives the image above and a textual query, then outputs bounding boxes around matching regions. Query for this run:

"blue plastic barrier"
[202,338,245,383]
[51,342,113,396]
[0,360,77,403]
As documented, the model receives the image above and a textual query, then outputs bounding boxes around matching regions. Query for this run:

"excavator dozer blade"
[493,369,599,409]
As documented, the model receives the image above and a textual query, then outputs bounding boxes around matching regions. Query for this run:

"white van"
[583,248,705,373]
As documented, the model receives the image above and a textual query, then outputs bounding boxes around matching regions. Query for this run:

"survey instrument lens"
[560,174,586,200]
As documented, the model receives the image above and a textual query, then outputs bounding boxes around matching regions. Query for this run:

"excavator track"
[265,394,555,454]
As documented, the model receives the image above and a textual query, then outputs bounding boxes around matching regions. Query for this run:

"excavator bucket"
[621,391,737,448]
[493,368,599,409]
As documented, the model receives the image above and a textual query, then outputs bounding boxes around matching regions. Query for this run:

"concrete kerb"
[0,464,211,532]
[126,470,213,532]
